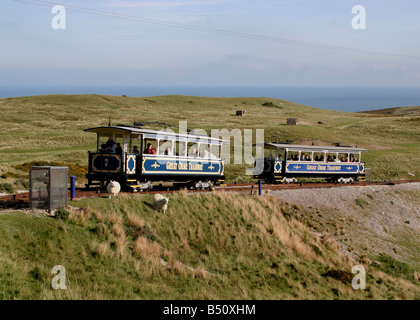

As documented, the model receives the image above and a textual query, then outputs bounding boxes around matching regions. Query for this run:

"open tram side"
[253,143,369,184]
[84,125,228,191]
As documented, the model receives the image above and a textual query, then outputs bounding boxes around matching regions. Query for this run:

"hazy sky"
[1,0,420,87]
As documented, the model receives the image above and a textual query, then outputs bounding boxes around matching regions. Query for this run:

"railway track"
[1,179,420,210]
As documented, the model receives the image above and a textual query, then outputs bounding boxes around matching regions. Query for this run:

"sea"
[1,86,419,113]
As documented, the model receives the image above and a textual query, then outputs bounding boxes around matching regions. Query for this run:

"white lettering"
[352,5,366,30]
[52,5,66,30]
[352,265,366,289]
[51,265,66,289]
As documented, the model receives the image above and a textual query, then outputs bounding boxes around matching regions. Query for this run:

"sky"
[1,0,420,87]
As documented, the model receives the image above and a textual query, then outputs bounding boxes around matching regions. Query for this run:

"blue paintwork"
[128,157,135,171]
[280,161,363,174]
[142,156,224,176]
[91,153,122,173]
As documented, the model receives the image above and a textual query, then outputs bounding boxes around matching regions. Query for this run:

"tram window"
[275,150,284,161]
[159,139,174,156]
[198,143,209,158]
[352,154,359,162]
[176,141,187,157]
[326,153,335,162]
[130,139,140,154]
[143,139,158,154]
[314,152,324,161]
[286,152,299,161]
[338,153,348,162]
[187,142,199,157]
[300,153,309,161]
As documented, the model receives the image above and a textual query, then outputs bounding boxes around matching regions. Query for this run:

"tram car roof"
[261,143,368,154]
[84,125,230,145]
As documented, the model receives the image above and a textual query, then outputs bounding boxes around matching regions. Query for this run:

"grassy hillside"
[1,94,420,299]
[360,106,420,117]
[1,94,420,191]
[1,192,419,299]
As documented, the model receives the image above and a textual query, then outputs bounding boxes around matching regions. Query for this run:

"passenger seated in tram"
[164,147,173,156]
[301,153,307,161]
[189,148,198,157]
[105,136,117,153]
[133,146,140,154]
[293,154,298,161]
[116,143,123,154]
[144,143,157,154]
[180,149,187,156]
[334,156,341,162]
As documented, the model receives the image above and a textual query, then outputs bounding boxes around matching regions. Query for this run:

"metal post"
[70,176,76,200]
[259,179,262,196]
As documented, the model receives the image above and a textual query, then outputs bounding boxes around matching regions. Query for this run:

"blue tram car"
[84,125,227,191]
[253,143,368,183]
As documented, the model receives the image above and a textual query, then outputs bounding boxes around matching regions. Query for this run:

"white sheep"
[107,180,121,199]
[153,194,169,214]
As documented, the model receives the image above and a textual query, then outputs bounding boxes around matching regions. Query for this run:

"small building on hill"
[287,118,298,125]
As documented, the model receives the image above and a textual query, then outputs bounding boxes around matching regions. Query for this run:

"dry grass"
[134,237,162,260]
[114,237,127,261]
[112,223,126,242]
[90,240,109,257]
[126,212,145,229]
[2,188,420,299]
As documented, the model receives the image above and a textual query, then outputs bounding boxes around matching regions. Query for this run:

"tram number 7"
[104,158,109,168]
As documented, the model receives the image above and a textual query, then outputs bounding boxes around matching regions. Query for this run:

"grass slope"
[1,192,419,299]
[1,94,420,192]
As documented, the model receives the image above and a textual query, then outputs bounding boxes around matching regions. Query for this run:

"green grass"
[1,94,420,192]
[374,254,418,285]
[1,193,419,299]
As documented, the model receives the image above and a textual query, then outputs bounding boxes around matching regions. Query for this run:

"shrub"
[17,178,30,190]
[322,269,353,284]
[261,101,281,108]
[0,183,15,194]
[355,198,369,209]
[55,207,70,220]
